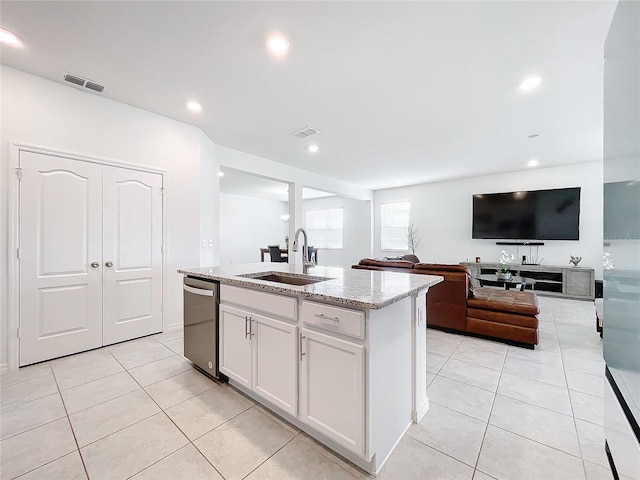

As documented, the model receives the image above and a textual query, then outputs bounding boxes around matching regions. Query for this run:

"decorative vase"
[496,272,512,280]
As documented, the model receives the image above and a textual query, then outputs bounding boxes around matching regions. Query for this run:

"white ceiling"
[0,1,617,190]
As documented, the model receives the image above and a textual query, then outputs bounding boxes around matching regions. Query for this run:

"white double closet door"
[19,151,163,366]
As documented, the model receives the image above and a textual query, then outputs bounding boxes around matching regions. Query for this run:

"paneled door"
[18,151,164,366]
[102,166,163,345]
[19,152,104,366]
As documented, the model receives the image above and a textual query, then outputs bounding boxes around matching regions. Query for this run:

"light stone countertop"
[178,263,443,310]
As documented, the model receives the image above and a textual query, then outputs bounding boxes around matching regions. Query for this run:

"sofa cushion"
[466,317,538,345]
[468,287,539,316]
[467,307,538,328]
[358,258,415,269]
[415,263,470,274]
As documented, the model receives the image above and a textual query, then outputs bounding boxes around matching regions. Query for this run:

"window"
[305,208,343,249]
[381,202,410,250]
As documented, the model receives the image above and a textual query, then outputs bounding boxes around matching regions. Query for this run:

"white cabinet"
[218,284,426,474]
[219,304,252,389]
[252,313,298,415]
[219,304,298,415]
[299,328,365,456]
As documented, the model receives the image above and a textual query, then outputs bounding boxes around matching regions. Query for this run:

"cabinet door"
[299,328,365,456]
[565,269,594,298]
[219,305,251,388]
[252,314,298,415]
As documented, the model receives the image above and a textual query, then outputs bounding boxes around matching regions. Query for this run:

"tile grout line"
[405,428,481,471]
[0,363,54,389]
[108,342,277,480]
[489,423,588,463]
[50,363,91,480]
[556,303,599,480]
[428,297,604,479]
[237,433,302,480]
[471,348,504,475]
[104,347,210,480]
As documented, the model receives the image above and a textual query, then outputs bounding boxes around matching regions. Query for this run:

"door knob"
[105,261,114,268]
[91,262,100,268]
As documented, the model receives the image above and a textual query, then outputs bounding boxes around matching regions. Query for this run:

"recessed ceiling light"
[186,100,202,112]
[518,76,542,91]
[218,171,224,177]
[308,145,319,153]
[266,34,289,55]
[0,28,24,47]
[527,159,539,167]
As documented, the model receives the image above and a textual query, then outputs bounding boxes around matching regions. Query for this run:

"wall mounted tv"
[472,187,581,240]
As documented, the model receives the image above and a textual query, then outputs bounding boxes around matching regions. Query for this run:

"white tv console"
[461,262,595,301]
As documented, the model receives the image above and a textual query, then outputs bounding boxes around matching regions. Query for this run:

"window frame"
[304,207,344,250]
[380,201,410,251]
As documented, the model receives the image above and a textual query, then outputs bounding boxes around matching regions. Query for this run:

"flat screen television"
[472,187,581,240]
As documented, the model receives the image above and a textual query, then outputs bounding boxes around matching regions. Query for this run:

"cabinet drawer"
[302,301,365,339]
[221,285,296,320]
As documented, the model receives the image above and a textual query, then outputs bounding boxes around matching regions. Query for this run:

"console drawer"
[302,301,365,339]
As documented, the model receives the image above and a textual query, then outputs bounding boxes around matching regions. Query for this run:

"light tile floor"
[1,297,610,479]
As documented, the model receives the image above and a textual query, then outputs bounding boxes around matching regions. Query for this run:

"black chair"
[307,246,315,263]
[268,245,287,263]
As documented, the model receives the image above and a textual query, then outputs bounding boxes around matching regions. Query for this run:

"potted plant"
[497,250,515,280]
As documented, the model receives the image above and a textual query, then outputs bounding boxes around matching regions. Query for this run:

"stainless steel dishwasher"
[183,276,227,381]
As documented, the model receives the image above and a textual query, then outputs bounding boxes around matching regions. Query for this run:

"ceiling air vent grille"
[85,81,105,93]
[291,126,319,138]
[63,73,106,94]
[64,74,85,87]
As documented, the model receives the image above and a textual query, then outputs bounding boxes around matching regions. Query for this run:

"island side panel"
[368,295,413,473]
[413,290,428,422]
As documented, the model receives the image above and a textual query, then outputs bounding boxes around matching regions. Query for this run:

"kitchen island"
[178,262,442,475]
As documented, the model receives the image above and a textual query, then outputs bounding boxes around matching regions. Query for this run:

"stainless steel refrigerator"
[603,2,640,478]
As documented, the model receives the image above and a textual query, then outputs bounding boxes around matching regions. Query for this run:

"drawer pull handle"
[244,316,249,339]
[314,313,340,323]
[299,333,306,361]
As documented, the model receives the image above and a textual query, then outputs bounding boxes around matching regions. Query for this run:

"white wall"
[302,196,372,268]
[374,161,604,278]
[214,144,374,262]
[0,67,218,369]
[219,193,289,264]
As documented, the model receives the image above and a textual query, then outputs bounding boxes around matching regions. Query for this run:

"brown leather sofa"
[353,259,540,348]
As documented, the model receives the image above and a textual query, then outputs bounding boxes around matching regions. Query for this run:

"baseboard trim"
[167,322,183,332]
[414,397,429,423]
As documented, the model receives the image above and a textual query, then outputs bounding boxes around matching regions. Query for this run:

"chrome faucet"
[291,227,315,269]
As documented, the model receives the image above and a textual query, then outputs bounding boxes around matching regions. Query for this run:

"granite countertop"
[178,263,442,310]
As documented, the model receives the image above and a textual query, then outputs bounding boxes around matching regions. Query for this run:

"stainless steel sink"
[238,272,332,286]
